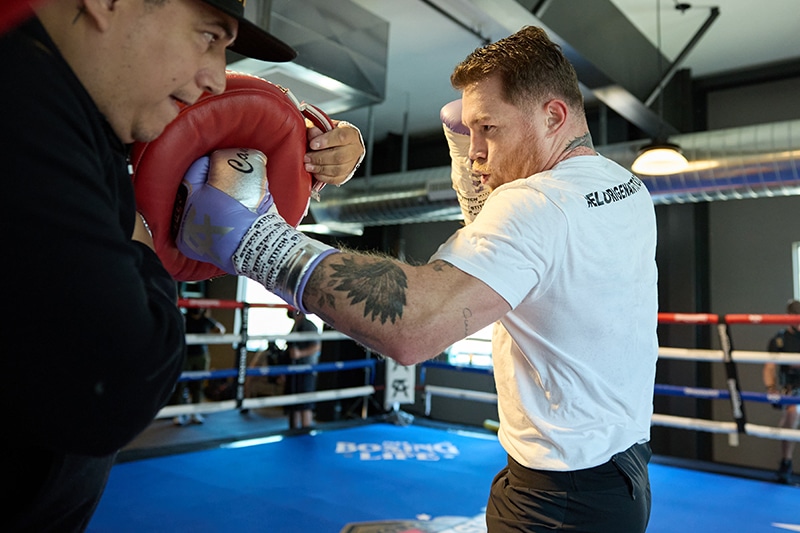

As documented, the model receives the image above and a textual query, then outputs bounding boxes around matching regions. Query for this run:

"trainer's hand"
[304,120,364,185]
[177,148,275,275]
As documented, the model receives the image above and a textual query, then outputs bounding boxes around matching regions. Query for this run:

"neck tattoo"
[563,132,594,156]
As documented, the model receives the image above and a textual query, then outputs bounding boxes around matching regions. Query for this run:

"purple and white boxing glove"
[177,148,272,274]
[440,99,490,223]
[177,147,338,312]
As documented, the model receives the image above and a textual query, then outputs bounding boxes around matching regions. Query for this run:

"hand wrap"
[232,213,339,312]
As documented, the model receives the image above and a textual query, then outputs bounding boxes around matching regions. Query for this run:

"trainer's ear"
[81,0,117,31]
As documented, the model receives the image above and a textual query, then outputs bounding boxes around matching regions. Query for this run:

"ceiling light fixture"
[631,0,690,176]
[631,141,688,175]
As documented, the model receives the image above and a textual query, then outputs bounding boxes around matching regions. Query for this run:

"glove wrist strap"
[232,213,338,312]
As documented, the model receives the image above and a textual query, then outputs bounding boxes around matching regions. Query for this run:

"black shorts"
[486,442,652,533]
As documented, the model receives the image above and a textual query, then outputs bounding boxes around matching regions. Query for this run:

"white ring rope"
[421,383,800,442]
[419,308,800,444]
[185,330,354,346]
[157,386,376,419]
[659,346,800,364]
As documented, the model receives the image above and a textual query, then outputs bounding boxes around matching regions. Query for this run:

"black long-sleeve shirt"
[1,18,186,531]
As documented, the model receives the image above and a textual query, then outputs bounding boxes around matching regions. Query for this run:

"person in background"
[1,0,364,529]
[244,341,288,403]
[174,307,225,426]
[285,309,322,429]
[177,25,658,532]
[763,298,800,484]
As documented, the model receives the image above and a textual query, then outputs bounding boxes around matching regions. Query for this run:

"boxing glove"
[177,148,338,312]
[440,99,490,223]
[177,148,274,274]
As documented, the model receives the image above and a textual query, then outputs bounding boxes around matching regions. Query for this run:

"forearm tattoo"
[430,261,475,336]
[462,308,473,338]
[307,254,407,325]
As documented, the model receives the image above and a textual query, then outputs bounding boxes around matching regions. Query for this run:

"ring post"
[716,321,746,445]
[235,303,250,408]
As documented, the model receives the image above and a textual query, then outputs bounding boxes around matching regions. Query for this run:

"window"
[236,278,324,351]
[446,324,493,368]
[239,277,491,366]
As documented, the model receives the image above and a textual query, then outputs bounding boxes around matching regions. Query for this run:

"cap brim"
[230,18,296,63]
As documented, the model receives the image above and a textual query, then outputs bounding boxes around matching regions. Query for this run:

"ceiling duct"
[308,166,460,229]
[309,119,800,228]
[228,0,388,115]
[603,119,800,204]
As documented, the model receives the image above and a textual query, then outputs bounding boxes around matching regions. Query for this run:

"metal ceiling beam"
[644,6,720,108]
[450,0,682,138]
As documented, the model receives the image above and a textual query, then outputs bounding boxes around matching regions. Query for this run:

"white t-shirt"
[431,155,659,471]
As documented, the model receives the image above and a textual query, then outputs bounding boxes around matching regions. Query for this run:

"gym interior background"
[178,0,798,475]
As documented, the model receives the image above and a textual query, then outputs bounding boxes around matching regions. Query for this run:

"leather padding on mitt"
[131,71,332,281]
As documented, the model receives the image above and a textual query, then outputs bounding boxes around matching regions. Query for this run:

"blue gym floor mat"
[88,422,799,532]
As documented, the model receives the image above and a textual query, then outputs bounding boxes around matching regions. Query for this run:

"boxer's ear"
[543,99,568,132]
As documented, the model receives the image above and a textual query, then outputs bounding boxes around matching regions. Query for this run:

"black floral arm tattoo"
[309,255,407,325]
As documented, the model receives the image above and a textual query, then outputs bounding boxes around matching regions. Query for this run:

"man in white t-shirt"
[177,25,658,532]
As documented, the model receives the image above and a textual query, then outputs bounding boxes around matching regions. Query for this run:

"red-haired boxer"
[0,0,364,530]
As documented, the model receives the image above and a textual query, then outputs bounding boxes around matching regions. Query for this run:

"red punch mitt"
[0,0,39,35]
[130,71,333,281]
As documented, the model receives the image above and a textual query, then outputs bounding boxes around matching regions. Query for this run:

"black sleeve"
[0,25,186,456]
[767,332,783,353]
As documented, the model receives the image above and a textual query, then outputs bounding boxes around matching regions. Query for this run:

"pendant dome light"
[631,0,691,176]
[632,141,688,175]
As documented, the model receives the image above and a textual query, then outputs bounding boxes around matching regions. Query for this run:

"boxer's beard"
[481,142,544,190]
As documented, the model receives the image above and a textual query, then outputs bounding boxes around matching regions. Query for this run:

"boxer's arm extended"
[226,210,508,364]
[301,252,509,365]
[176,148,507,364]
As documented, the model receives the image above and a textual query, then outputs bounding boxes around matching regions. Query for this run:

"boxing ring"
[86,306,799,532]
[157,298,378,423]
[423,312,800,445]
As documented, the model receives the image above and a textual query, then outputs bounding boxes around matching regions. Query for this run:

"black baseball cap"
[202,0,296,62]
